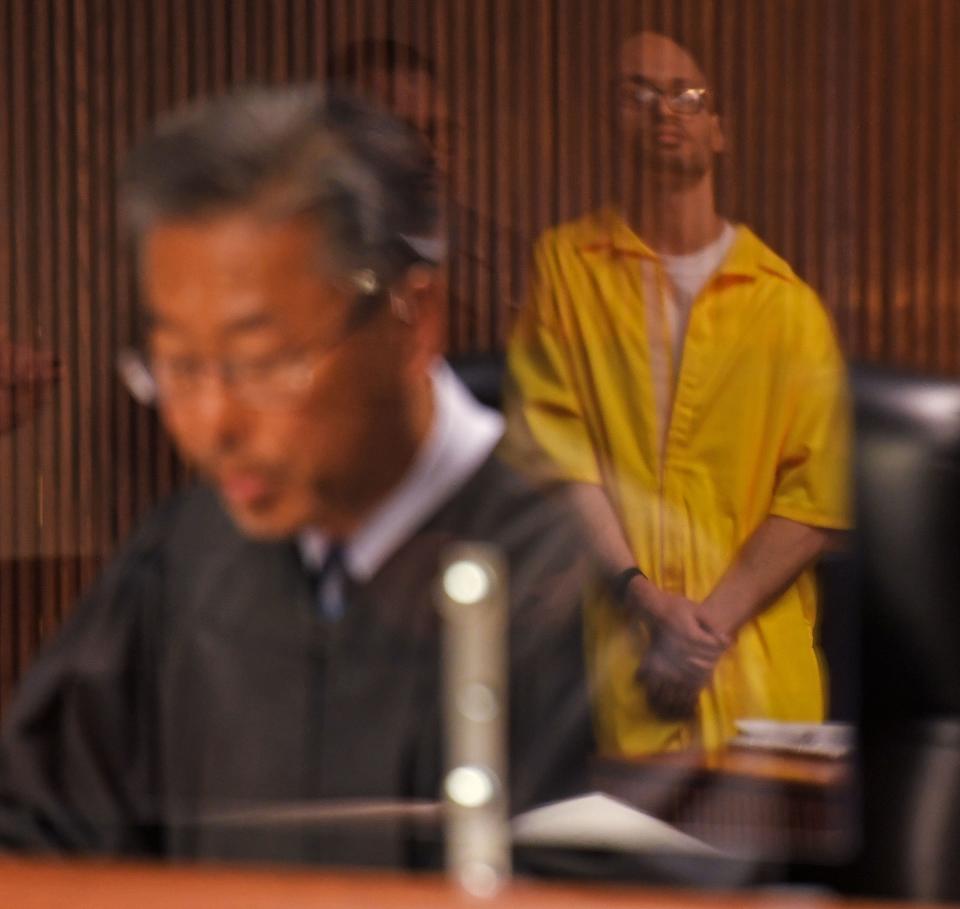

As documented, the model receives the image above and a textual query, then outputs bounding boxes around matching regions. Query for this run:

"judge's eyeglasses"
[117,269,404,409]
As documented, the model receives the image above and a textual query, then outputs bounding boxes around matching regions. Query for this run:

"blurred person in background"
[0,86,593,865]
[327,38,528,346]
[0,326,59,436]
[503,31,850,755]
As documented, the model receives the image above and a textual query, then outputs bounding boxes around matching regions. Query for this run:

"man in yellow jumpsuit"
[503,31,850,755]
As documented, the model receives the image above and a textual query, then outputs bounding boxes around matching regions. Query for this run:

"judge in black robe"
[0,454,594,866]
[0,86,597,868]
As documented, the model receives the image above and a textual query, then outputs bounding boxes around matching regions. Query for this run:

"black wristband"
[610,566,646,604]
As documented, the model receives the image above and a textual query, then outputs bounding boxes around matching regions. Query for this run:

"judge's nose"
[167,373,251,458]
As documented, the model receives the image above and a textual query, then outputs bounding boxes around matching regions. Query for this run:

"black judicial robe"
[0,454,595,866]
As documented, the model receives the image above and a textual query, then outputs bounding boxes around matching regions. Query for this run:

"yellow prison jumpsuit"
[502,210,851,755]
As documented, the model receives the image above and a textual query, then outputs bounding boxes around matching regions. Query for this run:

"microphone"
[436,543,511,898]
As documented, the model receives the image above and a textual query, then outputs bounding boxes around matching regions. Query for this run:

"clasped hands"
[626,586,732,721]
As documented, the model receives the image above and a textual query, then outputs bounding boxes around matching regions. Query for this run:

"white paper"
[511,792,721,855]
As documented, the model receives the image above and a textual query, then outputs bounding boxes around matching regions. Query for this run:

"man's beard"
[636,144,712,188]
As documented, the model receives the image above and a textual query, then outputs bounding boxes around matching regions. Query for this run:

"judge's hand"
[0,327,60,436]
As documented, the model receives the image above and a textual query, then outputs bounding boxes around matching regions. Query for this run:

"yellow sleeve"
[769,289,852,530]
[501,236,601,486]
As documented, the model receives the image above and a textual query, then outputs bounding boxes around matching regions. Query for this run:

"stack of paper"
[731,720,854,759]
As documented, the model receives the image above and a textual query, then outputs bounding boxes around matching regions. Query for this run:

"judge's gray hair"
[120,85,443,293]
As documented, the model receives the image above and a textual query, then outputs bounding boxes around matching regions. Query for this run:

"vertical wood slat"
[250,0,269,81]
[3,0,960,709]
[471,0,492,348]
[913,2,933,372]
[834,0,855,352]
[448,0,471,351]
[820,0,844,350]
[30,1,58,643]
[862,0,886,362]
[171,0,192,102]
[208,1,229,96]
[110,0,134,547]
[935,0,960,374]
[53,0,77,645]
[0,0,19,703]
[148,0,176,506]
[130,0,153,530]
[73,0,97,595]
[270,0,291,84]
[230,0,248,85]
[889,1,912,366]
[289,0,311,82]
[91,0,113,581]
[7,0,27,678]
[491,0,516,328]
[555,0,576,230]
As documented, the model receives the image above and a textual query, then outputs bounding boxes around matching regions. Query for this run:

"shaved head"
[619,31,709,89]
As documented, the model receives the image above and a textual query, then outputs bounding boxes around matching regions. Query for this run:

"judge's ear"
[390,263,447,364]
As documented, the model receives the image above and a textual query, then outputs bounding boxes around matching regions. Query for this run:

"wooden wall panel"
[1,0,958,707]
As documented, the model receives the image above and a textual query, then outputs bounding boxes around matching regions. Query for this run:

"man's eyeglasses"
[618,80,711,116]
[117,279,387,409]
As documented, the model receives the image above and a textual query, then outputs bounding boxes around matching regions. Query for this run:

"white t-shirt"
[659,221,737,370]
[641,221,737,455]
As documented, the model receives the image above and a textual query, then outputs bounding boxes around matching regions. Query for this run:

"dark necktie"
[314,543,349,622]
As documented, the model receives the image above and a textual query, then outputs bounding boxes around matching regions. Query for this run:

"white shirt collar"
[299,360,504,581]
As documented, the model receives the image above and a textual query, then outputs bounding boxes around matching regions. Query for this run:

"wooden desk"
[0,858,944,909]
[593,748,854,862]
